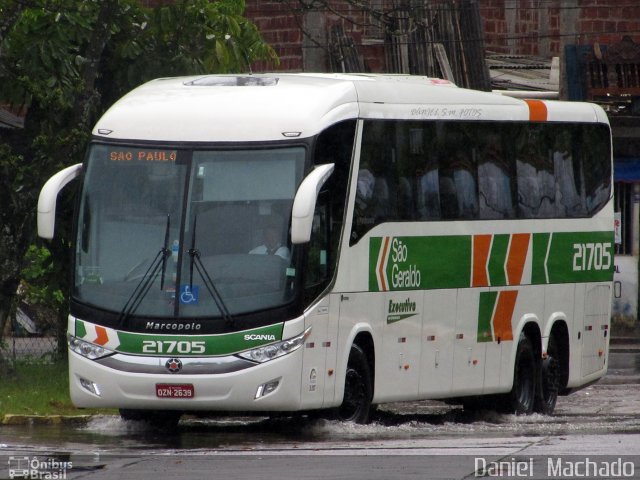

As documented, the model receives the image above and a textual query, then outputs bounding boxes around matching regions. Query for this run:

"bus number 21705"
[142,340,206,354]
[572,242,612,272]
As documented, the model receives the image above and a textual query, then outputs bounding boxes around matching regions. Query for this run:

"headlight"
[237,328,311,363]
[68,334,114,360]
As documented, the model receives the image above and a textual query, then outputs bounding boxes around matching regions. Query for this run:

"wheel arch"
[521,319,542,360]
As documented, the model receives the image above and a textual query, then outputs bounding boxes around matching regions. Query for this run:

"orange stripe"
[472,235,492,287]
[506,233,530,285]
[378,237,391,291]
[94,326,109,346]
[493,291,517,342]
[525,99,548,122]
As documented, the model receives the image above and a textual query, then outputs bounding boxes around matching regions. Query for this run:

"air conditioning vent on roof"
[184,76,278,87]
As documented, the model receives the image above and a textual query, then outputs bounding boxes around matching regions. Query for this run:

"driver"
[249,219,290,261]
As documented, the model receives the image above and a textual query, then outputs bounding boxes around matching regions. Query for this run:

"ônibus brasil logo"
[374,237,422,292]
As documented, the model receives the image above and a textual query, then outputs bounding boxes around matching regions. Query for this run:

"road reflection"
[2,351,640,454]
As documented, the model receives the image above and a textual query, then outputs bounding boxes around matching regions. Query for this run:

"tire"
[534,335,560,415]
[504,335,536,415]
[119,409,182,429]
[337,344,373,424]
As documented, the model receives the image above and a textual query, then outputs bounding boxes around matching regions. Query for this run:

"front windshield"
[74,144,305,320]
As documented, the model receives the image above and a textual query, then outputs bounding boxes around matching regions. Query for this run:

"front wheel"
[336,344,373,424]
[503,335,536,415]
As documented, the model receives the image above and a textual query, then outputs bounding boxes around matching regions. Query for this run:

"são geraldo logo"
[375,237,422,291]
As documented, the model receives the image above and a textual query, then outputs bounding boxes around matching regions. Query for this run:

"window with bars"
[614,182,634,255]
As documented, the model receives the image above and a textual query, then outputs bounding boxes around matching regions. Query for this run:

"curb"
[1,414,92,426]
[610,336,640,345]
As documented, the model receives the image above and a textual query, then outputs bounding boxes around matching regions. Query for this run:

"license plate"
[156,383,195,399]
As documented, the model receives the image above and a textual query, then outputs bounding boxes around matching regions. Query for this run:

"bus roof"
[93,73,608,143]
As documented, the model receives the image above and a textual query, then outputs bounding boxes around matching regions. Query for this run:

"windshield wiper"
[118,215,171,327]
[188,214,234,326]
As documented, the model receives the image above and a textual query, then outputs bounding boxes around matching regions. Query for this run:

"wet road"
[2,349,640,479]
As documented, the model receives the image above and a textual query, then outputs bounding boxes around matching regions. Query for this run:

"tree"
[0,0,277,350]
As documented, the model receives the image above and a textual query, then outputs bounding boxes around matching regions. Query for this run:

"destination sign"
[109,149,177,162]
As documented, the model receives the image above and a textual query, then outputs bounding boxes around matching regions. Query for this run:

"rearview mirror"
[291,163,334,244]
[37,163,82,239]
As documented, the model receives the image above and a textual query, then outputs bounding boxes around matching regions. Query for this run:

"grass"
[0,360,115,417]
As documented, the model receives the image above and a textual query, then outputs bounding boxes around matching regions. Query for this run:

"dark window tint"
[351,120,611,244]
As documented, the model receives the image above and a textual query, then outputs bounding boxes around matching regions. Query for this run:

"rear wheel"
[337,344,373,424]
[534,335,560,414]
[504,335,536,415]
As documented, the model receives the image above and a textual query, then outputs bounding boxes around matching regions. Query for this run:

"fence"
[1,304,62,365]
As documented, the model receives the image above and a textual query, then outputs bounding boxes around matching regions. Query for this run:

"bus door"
[300,296,336,409]
[300,197,340,409]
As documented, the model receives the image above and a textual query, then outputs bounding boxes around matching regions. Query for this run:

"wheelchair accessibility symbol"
[179,285,199,305]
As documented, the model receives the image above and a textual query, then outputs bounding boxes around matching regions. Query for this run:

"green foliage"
[100,0,277,105]
[21,245,65,308]
[0,143,35,293]
[0,143,28,212]
[2,1,91,114]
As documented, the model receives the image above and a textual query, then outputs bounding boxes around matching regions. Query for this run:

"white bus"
[38,74,613,426]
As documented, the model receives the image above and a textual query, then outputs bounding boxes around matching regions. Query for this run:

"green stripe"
[115,323,284,356]
[487,234,509,286]
[477,291,497,342]
[369,237,383,291]
[72,320,285,356]
[545,231,614,283]
[423,236,471,289]
[75,319,87,338]
[387,313,418,324]
[370,231,613,292]
[79,323,286,356]
[531,233,551,284]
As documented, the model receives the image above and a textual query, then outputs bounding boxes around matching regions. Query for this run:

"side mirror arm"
[291,163,335,244]
[37,163,82,239]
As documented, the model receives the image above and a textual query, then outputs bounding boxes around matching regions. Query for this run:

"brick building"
[242,2,640,73]
[141,1,640,78]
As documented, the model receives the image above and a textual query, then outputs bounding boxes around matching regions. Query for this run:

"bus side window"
[477,131,516,220]
[311,119,355,291]
[582,124,612,214]
[305,201,329,288]
[552,127,585,217]
[439,127,478,220]
[353,122,392,242]
[516,126,556,219]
